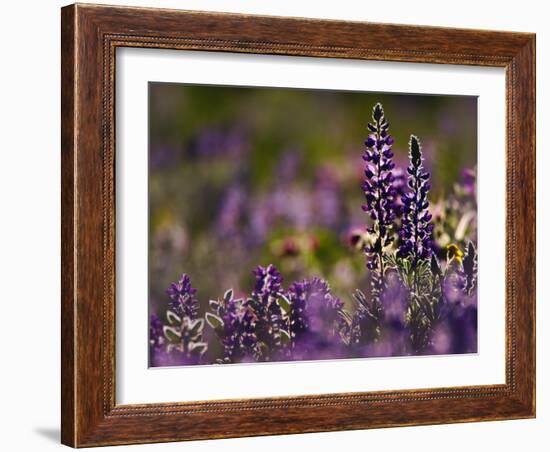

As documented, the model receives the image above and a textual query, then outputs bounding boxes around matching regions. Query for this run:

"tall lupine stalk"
[207,289,259,363]
[249,264,285,356]
[361,103,397,305]
[398,135,434,269]
[395,136,436,352]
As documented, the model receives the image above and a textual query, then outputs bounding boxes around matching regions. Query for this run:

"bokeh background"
[149,82,477,317]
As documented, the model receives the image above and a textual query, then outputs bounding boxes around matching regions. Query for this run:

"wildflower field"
[148,84,478,366]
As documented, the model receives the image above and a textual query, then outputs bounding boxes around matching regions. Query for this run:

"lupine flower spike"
[398,135,434,267]
[361,103,397,304]
[286,277,345,358]
[249,265,285,356]
[166,273,200,320]
[207,289,259,363]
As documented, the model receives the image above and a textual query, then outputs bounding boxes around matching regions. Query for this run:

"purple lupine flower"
[149,314,165,353]
[249,265,284,355]
[398,135,434,266]
[166,274,200,320]
[208,290,259,363]
[391,167,408,217]
[286,281,308,345]
[150,315,208,366]
[361,103,397,303]
[286,277,346,358]
[222,299,259,362]
[252,265,283,303]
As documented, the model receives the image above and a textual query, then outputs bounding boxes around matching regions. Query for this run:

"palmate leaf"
[352,289,380,322]
[383,253,399,270]
[384,253,411,285]
[415,260,433,291]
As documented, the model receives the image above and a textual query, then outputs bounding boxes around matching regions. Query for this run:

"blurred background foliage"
[149,83,477,317]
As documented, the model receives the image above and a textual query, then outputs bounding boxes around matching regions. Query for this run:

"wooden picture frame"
[61,3,535,447]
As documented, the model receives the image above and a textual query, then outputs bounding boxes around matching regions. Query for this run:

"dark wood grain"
[60,5,76,447]
[61,3,536,447]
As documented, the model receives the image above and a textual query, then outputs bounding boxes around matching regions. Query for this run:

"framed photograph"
[61,3,535,447]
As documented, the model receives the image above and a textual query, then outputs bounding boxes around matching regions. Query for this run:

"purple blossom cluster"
[209,290,259,363]
[286,277,346,359]
[149,102,478,366]
[398,135,434,265]
[166,273,200,319]
[249,265,285,353]
[149,274,207,366]
[361,104,397,279]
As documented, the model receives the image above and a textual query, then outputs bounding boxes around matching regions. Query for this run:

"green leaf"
[338,309,353,324]
[430,255,442,277]
[188,318,204,337]
[223,289,234,303]
[257,342,269,358]
[189,342,208,356]
[277,295,291,314]
[163,326,181,343]
[166,310,181,326]
[205,313,223,330]
[353,289,369,310]
[279,329,291,346]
